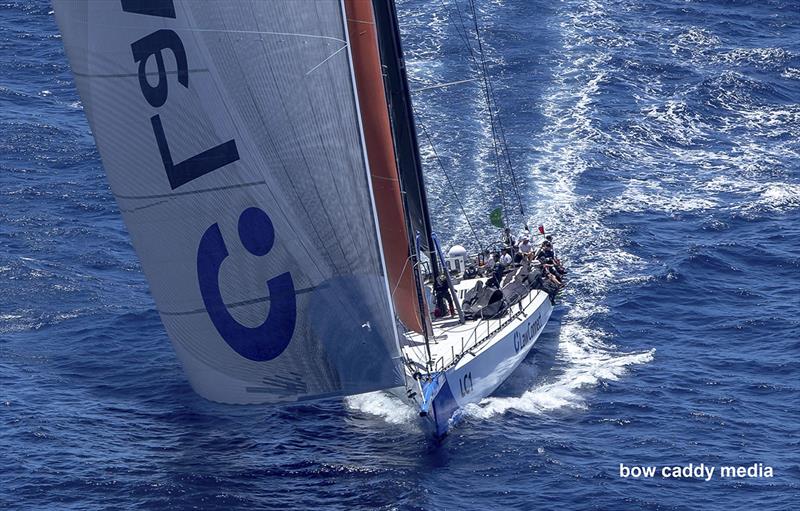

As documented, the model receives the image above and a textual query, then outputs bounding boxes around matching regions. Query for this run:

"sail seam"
[159,286,318,316]
[72,69,209,79]
[345,18,375,26]
[57,11,346,43]
[118,199,169,213]
[182,27,346,43]
[369,174,401,182]
[114,180,266,200]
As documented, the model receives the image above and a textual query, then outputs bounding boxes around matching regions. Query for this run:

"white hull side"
[426,290,554,436]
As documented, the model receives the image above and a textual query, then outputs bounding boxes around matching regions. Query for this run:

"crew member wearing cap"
[517,236,533,260]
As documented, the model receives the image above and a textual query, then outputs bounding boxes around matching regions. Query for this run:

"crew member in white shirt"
[517,236,533,259]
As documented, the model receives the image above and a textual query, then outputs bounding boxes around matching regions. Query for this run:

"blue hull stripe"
[431,378,459,438]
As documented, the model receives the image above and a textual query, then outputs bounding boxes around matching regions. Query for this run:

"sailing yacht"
[54,0,558,438]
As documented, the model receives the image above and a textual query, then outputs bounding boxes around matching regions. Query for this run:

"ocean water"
[1,0,798,509]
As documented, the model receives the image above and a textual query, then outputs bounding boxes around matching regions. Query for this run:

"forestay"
[54,0,403,403]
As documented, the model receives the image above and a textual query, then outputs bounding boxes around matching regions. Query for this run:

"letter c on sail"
[197,207,296,361]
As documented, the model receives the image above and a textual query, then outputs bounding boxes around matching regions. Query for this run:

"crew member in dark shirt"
[434,274,455,317]
[489,253,505,288]
[501,227,515,252]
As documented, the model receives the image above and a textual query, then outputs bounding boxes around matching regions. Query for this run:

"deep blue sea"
[2,0,799,509]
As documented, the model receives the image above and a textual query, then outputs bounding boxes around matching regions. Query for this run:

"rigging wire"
[439,0,476,62]
[447,0,528,225]
[466,0,510,228]
[486,69,527,223]
[422,0,530,235]
[415,111,485,253]
[442,0,478,71]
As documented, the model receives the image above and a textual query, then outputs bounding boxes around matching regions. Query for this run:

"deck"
[401,277,548,375]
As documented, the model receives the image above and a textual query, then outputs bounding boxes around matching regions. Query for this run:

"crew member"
[489,253,505,288]
[517,236,533,259]
[434,274,455,317]
[536,241,555,262]
[501,227,515,251]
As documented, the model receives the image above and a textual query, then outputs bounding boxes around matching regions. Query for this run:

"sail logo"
[121,0,240,189]
[119,3,295,359]
[197,207,297,361]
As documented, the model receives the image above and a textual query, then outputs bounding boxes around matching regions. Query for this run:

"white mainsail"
[54,0,403,403]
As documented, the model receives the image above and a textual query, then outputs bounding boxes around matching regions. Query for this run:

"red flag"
[538,225,545,235]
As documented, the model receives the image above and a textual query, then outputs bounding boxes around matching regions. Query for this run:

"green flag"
[489,207,504,228]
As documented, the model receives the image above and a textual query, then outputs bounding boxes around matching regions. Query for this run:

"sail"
[370,0,437,263]
[54,0,404,403]
[343,0,424,334]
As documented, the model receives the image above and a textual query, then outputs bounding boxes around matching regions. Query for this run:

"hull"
[424,290,554,437]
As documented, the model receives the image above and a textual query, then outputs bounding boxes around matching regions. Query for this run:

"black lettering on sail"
[54,0,404,402]
[130,29,188,108]
[121,0,176,18]
[127,15,239,188]
[150,115,240,189]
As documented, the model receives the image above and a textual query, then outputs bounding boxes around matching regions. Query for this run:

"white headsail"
[54,0,403,402]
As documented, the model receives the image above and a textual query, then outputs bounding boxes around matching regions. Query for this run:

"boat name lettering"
[459,372,473,397]
[513,314,542,353]
[121,0,240,189]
